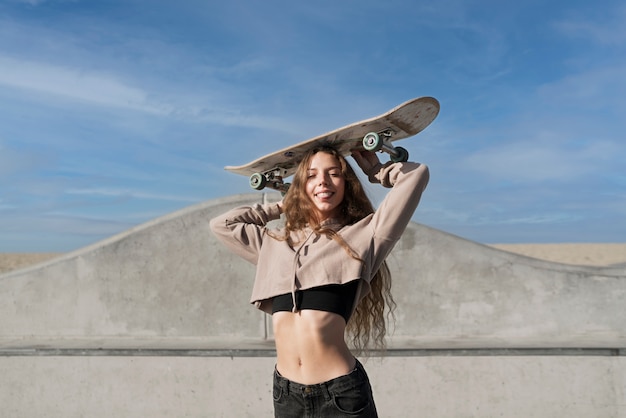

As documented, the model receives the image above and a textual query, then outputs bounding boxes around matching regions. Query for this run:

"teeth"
[317,192,333,198]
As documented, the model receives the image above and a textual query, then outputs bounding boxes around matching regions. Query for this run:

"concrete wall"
[1,194,625,417]
[2,356,624,417]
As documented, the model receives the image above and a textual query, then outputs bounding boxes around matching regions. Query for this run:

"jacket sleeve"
[366,161,430,243]
[209,203,283,265]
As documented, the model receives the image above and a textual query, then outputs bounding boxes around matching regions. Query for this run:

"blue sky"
[1,0,625,252]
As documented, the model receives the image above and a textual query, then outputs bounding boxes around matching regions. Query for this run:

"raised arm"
[209,202,283,264]
[351,150,429,242]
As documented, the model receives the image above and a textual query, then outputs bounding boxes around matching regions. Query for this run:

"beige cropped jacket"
[209,160,429,315]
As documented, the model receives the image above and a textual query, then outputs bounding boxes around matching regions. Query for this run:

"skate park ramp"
[1,193,625,417]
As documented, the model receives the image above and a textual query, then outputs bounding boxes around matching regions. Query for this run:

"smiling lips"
[315,190,335,200]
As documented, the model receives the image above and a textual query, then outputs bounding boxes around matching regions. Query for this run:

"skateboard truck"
[362,131,409,163]
[249,169,291,194]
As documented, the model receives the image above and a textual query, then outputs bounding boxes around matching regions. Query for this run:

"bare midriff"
[272,309,356,385]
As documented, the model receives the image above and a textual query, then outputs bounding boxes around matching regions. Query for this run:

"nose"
[318,173,331,186]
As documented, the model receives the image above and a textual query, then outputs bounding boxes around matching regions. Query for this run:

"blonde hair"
[280,146,396,354]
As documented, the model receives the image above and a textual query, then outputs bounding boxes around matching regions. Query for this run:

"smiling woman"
[304,152,346,222]
[210,146,430,417]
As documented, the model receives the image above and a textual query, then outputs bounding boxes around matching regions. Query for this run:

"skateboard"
[225,96,439,193]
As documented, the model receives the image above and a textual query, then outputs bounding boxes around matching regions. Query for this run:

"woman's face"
[305,151,346,221]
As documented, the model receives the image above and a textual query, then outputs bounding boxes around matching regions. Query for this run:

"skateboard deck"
[226,96,439,192]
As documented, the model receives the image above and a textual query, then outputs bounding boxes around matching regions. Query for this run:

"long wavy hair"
[280,146,396,354]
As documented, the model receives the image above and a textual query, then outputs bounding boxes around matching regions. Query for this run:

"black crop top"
[271,281,360,323]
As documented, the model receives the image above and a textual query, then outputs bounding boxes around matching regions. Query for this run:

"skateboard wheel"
[249,173,267,190]
[391,146,409,163]
[362,132,383,152]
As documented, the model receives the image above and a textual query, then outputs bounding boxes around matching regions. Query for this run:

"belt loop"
[276,368,290,396]
[321,382,331,402]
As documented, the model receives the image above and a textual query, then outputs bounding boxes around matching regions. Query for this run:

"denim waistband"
[273,358,367,399]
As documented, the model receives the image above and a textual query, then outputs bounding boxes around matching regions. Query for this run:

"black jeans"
[273,359,378,418]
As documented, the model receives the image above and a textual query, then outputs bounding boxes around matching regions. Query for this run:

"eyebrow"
[307,166,342,172]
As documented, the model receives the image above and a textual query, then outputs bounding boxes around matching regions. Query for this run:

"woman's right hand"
[351,149,381,175]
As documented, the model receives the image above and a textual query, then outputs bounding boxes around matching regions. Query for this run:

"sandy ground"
[0,253,63,275]
[1,244,625,275]
[489,243,626,267]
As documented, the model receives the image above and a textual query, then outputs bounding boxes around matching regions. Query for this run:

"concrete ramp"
[1,194,625,417]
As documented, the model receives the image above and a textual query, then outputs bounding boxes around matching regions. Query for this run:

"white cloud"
[554,5,626,46]
[462,139,619,183]
[0,199,15,210]
[65,187,200,203]
[536,65,626,110]
[0,55,171,114]
[0,54,299,134]
[0,141,51,178]
[12,0,47,5]
[0,212,132,238]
